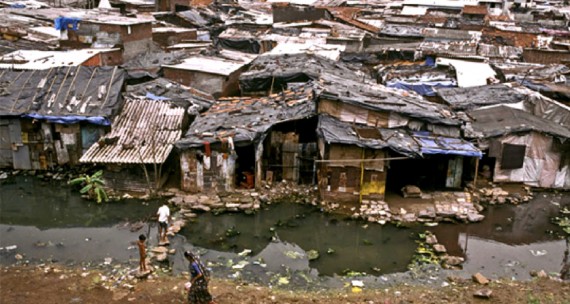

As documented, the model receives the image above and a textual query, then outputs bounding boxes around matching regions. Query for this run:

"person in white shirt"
[157,203,171,244]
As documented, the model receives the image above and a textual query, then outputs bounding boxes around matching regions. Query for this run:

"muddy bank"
[1,264,569,304]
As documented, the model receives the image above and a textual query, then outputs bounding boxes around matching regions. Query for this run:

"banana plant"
[68,170,109,203]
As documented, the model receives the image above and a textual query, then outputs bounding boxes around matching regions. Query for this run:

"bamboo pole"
[473,157,480,189]
[359,148,365,205]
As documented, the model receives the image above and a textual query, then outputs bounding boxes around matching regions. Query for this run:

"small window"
[354,127,382,140]
[501,144,526,169]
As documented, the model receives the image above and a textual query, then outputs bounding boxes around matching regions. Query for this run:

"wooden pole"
[473,157,480,189]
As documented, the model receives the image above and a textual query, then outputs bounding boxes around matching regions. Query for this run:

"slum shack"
[9,7,154,62]
[0,66,125,169]
[162,52,256,98]
[315,73,482,203]
[175,85,316,193]
[80,98,187,193]
[466,105,570,189]
[316,114,482,204]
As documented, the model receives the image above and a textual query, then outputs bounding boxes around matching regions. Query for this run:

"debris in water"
[231,261,249,269]
[307,250,319,261]
[529,250,547,257]
[284,251,303,259]
[238,249,252,256]
[351,280,364,287]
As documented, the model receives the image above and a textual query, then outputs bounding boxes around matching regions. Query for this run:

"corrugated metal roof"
[80,99,185,164]
[0,66,125,118]
[176,85,316,149]
[0,49,118,70]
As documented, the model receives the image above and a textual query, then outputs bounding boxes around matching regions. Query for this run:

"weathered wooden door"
[0,120,13,168]
[446,156,463,188]
[8,120,31,169]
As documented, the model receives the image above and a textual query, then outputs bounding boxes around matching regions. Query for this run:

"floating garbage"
[529,250,548,257]
[104,257,113,265]
[307,250,319,261]
[231,260,249,269]
[238,249,252,257]
[284,251,303,259]
[351,287,362,293]
[277,277,289,285]
[351,280,364,287]
[5,245,17,251]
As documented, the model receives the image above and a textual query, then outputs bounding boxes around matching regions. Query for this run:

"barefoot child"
[137,234,147,273]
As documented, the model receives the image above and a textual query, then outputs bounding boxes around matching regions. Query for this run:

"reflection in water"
[0,175,162,228]
[1,175,569,280]
[182,203,424,276]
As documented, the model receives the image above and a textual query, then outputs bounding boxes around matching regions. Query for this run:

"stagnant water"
[1,174,568,282]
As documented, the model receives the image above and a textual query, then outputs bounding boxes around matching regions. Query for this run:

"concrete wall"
[180,149,236,192]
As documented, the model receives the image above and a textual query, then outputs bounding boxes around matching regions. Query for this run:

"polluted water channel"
[1,175,569,287]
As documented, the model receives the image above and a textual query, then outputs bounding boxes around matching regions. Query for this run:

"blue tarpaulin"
[424,56,436,67]
[386,80,456,96]
[145,92,171,101]
[23,113,110,126]
[54,17,81,31]
[413,131,482,158]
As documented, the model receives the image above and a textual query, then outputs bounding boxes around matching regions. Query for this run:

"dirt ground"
[1,265,569,304]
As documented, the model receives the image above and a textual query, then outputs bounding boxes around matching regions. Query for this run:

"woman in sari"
[184,251,213,304]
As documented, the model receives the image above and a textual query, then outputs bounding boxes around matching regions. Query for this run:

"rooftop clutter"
[0,0,569,191]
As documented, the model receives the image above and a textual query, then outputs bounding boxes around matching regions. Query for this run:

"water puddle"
[0,175,568,284]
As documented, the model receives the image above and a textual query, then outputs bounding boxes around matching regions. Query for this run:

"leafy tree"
[68,170,109,203]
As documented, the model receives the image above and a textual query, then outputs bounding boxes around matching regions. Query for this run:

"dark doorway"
[385,155,450,194]
[235,144,256,189]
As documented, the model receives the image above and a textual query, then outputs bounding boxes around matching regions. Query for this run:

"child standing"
[137,234,147,273]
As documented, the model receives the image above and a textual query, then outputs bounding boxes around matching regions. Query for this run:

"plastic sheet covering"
[414,132,482,158]
[540,152,559,187]
[317,115,482,158]
[386,80,456,96]
[554,165,570,188]
[493,132,568,188]
[388,112,408,128]
[218,38,260,54]
[54,17,81,31]
[524,91,570,128]
[23,113,110,126]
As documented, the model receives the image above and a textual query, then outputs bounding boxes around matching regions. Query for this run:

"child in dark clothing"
[137,234,147,273]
